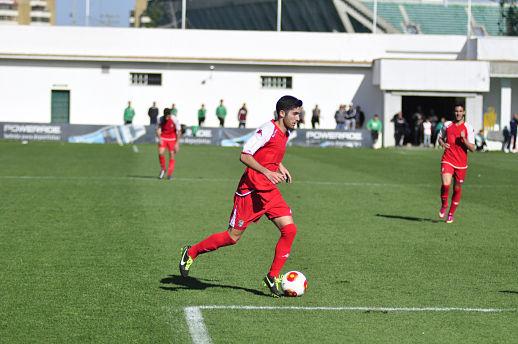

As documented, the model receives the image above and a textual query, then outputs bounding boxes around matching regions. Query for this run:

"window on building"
[31,17,50,22]
[31,5,46,11]
[261,76,292,89]
[130,73,162,86]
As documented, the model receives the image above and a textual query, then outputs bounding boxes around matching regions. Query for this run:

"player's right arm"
[437,122,450,149]
[240,154,285,184]
[241,122,285,185]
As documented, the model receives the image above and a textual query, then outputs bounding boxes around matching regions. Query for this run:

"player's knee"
[227,228,243,243]
[281,223,297,240]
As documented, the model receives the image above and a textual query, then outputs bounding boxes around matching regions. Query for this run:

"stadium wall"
[1,26,518,147]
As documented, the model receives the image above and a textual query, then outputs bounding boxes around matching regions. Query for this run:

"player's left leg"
[446,169,466,223]
[166,145,176,180]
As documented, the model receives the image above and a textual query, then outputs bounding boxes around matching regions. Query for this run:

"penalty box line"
[183,305,517,344]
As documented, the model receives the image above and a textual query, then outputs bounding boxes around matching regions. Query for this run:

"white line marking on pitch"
[184,305,516,344]
[184,307,212,344]
[0,175,509,188]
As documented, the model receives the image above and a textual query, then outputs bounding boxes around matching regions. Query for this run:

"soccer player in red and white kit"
[437,104,475,223]
[179,95,302,297]
[157,108,181,180]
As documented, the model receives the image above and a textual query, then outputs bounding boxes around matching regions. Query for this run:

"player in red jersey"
[437,104,475,223]
[179,95,302,297]
[157,108,181,180]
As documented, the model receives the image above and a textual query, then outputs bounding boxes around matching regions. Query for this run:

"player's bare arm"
[278,162,292,183]
[460,130,475,152]
[156,128,162,144]
[240,153,285,184]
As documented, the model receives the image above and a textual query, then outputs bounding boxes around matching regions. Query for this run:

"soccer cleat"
[439,207,447,219]
[159,170,166,180]
[263,274,284,297]
[179,245,193,277]
[167,175,174,181]
[446,214,454,223]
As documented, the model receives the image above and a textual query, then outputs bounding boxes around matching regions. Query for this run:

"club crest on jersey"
[238,220,244,227]
[257,129,262,136]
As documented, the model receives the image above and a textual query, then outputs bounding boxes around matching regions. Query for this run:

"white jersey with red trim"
[439,121,475,169]
[237,120,289,193]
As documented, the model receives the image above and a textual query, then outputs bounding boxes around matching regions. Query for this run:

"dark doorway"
[51,90,70,124]
[401,96,464,146]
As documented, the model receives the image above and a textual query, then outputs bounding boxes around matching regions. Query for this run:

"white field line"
[184,305,516,344]
[0,175,509,188]
[184,307,212,344]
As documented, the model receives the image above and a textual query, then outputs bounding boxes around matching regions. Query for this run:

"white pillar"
[373,0,378,34]
[85,0,90,26]
[500,78,512,130]
[181,0,186,29]
[466,94,483,131]
[382,92,402,147]
[277,0,282,31]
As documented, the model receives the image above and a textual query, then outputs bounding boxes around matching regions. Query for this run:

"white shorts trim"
[235,190,254,197]
[441,161,468,170]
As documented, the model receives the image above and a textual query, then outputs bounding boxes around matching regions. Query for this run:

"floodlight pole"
[277,0,282,31]
[373,0,378,34]
[181,0,186,29]
[85,0,90,26]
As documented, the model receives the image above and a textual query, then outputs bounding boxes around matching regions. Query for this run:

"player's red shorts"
[159,137,177,152]
[228,188,292,230]
[441,163,467,184]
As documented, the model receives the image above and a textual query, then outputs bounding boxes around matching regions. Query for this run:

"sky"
[56,0,136,27]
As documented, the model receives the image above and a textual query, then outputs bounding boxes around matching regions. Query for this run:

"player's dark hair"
[276,95,303,117]
[163,108,171,116]
[454,103,465,110]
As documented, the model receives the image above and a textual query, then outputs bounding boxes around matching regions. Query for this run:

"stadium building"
[0,1,517,147]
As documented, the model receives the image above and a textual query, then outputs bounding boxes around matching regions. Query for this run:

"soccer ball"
[281,271,307,297]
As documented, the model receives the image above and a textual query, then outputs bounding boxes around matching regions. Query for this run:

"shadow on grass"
[127,175,158,180]
[376,214,441,223]
[160,274,270,297]
[499,290,518,295]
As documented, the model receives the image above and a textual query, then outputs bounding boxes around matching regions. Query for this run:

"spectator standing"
[423,117,432,147]
[238,103,248,128]
[334,104,346,130]
[297,106,306,128]
[475,130,487,152]
[216,99,227,127]
[367,114,382,148]
[198,104,206,127]
[412,107,423,145]
[392,112,407,146]
[171,103,178,117]
[355,106,365,129]
[311,105,321,129]
[148,102,159,125]
[124,101,135,124]
[510,113,518,153]
[503,126,511,153]
[344,104,356,130]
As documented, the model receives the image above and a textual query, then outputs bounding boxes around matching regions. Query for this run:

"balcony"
[0,9,17,16]
[30,0,48,6]
[0,0,15,5]
[30,10,51,18]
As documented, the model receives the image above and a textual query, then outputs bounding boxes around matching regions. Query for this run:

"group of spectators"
[123,99,248,128]
[391,108,446,148]
[333,104,365,130]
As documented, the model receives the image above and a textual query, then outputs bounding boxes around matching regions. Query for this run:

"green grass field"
[0,141,517,343]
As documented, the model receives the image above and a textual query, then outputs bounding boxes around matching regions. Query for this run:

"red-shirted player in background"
[179,95,302,297]
[157,108,181,180]
[437,104,475,223]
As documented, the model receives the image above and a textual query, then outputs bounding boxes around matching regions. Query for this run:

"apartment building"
[0,0,55,25]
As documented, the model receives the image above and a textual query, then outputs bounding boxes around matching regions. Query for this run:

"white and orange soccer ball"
[281,271,307,297]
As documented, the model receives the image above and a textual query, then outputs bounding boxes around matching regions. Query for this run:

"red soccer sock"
[159,155,166,170]
[167,158,175,176]
[448,184,462,215]
[188,230,237,260]
[440,184,450,208]
[268,223,297,278]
